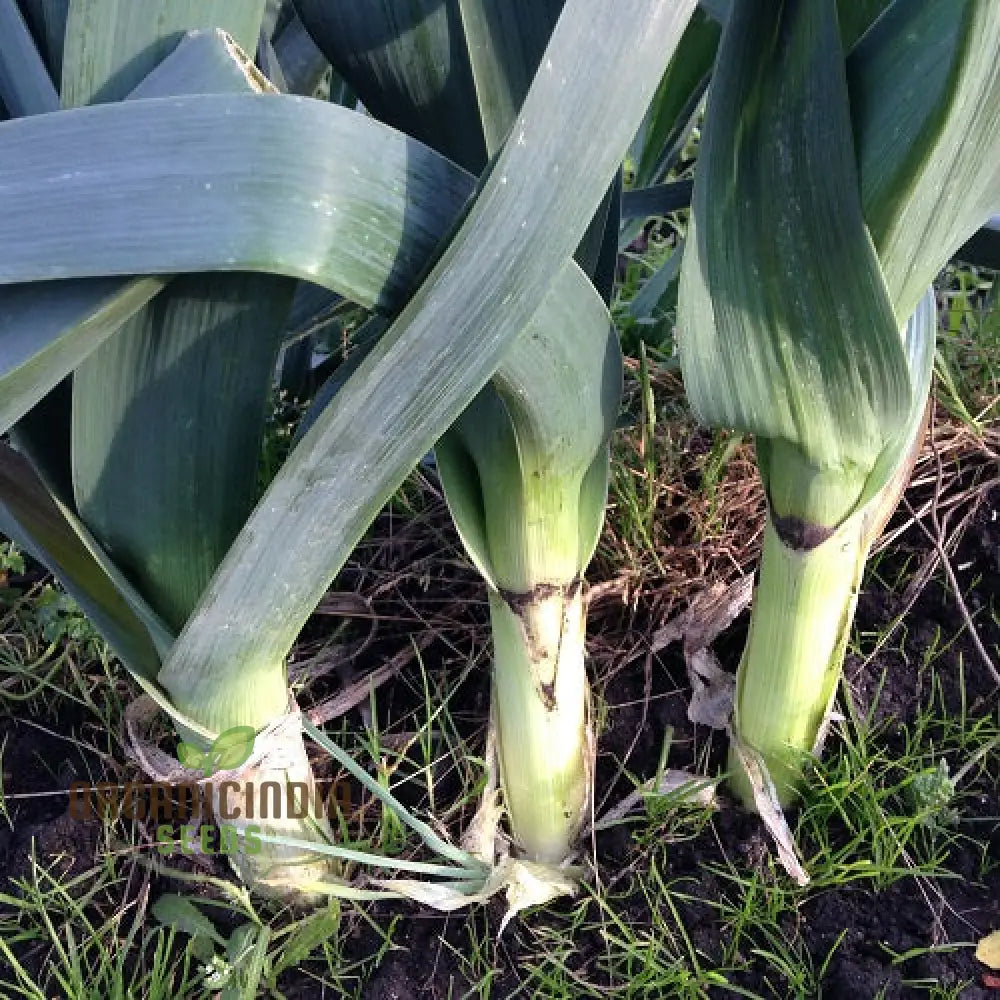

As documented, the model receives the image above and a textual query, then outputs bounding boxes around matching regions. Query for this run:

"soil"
[0,484,997,999]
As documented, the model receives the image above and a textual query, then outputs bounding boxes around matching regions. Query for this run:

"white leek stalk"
[729,515,866,805]
[210,728,337,894]
[489,585,589,862]
[437,280,620,862]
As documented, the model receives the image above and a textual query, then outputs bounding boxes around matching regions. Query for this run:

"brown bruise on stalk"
[769,508,835,550]
[495,578,584,711]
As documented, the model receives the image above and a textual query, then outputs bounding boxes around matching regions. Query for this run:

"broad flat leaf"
[0,0,58,116]
[271,14,328,97]
[156,0,698,732]
[301,0,620,600]
[584,169,622,307]
[621,179,692,220]
[72,276,293,630]
[152,895,227,946]
[849,0,1000,324]
[677,0,908,497]
[452,0,564,158]
[63,3,293,637]
[0,277,165,435]
[632,7,718,187]
[0,95,472,310]
[297,0,614,291]
[256,28,287,92]
[60,0,264,106]
[16,0,67,80]
[437,272,620,589]
[128,27,272,97]
[853,287,936,520]
[0,30,292,671]
[0,443,175,689]
[293,0,489,172]
[0,32,271,440]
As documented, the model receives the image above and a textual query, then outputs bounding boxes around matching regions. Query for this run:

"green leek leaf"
[59,0,264,106]
[156,0,697,731]
[850,0,1000,323]
[678,0,908,524]
[0,0,58,115]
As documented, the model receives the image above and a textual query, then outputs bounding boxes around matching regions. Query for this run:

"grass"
[0,260,996,997]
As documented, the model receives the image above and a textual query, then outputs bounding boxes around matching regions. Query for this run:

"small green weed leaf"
[175,742,207,771]
[207,726,256,774]
[34,585,103,651]
[0,541,24,576]
[909,759,958,829]
[274,901,341,973]
[225,922,259,964]
[151,894,226,947]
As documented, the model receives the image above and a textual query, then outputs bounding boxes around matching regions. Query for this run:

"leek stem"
[162,671,339,898]
[208,724,339,898]
[729,513,867,807]
[490,585,590,863]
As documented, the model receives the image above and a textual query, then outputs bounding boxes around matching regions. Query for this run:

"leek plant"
[292,1,624,865]
[677,0,1000,805]
[0,0,696,898]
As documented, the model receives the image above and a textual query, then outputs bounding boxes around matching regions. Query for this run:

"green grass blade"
[302,718,486,870]
[248,832,482,880]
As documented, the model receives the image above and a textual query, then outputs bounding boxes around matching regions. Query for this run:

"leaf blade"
[157,0,697,730]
